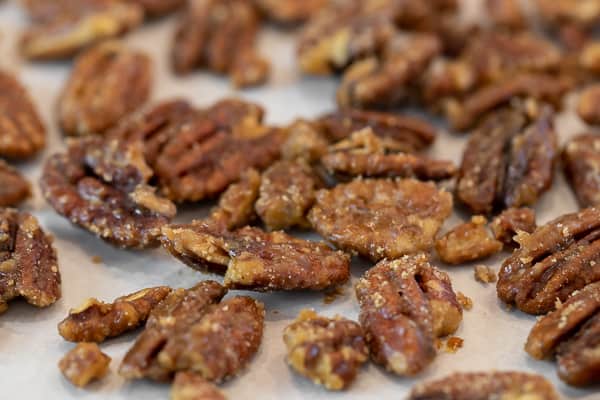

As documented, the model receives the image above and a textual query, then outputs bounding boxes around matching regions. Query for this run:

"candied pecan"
[485,0,526,30]
[120,281,227,381]
[409,371,559,399]
[309,178,452,261]
[322,128,456,181]
[254,0,325,24]
[58,41,152,137]
[171,372,226,400]
[281,120,329,163]
[58,286,172,343]
[577,84,600,126]
[456,292,473,311]
[0,71,45,159]
[473,265,497,284]
[283,309,368,390]
[0,209,60,313]
[161,222,350,291]
[490,207,536,245]
[172,0,269,88]
[0,160,30,207]
[497,207,600,315]
[536,0,600,29]
[435,216,502,265]
[59,343,111,388]
[580,42,600,75]
[128,0,184,17]
[209,169,261,230]
[355,255,462,376]
[21,0,143,60]
[563,133,600,208]
[255,160,319,230]
[40,137,176,248]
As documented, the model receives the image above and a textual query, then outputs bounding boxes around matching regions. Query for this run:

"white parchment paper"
[0,2,597,399]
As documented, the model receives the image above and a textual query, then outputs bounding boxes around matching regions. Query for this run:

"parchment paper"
[0,2,597,399]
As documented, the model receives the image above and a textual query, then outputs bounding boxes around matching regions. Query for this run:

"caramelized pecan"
[536,0,600,42]
[0,161,30,207]
[563,133,600,207]
[473,265,497,284]
[254,0,325,24]
[577,84,600,125]
[171,372,226,400]
[485,0,526,30]
[209,169,261,230]
[490,207,537,245]
[580,42,600,75]
[59,343,111,388]
[128,0,184,17]
[281,120,329,163]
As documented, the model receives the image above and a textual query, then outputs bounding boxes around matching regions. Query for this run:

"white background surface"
[0,1,598,398]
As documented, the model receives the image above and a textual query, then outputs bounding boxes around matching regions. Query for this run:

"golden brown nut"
[58,286,172,343]
[355,255,462,376]
[536,0,600,29]
[59,343,111,388]
[58,41,152,137]
[563,133,600,208]
[485,0,526,30]
[0,160,30,207]
[128,0,184,17]
[473,265,497,284]
[171,371,226,400]
[435,216,503,265]
[0,209,61,313]
[283,309,368,390]
[497,207,600,315]
[253,0,325,24]
[161,222,350,291]
[309,178,452,261]
[578,84,600,125]
[0,71,46,159]
[490,207,536,245]
[409,371,559,399]
[580,42,600,75]
[208,169,261,230]
[280,120,329,163]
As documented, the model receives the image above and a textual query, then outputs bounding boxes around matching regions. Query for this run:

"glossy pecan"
[0,161,30,207]
[59,343,111,388]
[563,133,600,207]
[209,169,261,230]
[171,372,226,400]
[490,207,537,245]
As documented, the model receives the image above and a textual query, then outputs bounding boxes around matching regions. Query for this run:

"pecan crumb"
[474,265,497,284]
[445,336,464,353]
[323,286,345,305]
[457,292,473,311]
[91,256,103,264]
[436,216,503,265]
[59,343,111,388]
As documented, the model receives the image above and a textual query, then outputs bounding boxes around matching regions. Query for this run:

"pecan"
[171,372,226,400]
[321,128,456,181]
[490,207,536,245]
[0,160,30,207]
[485,0,526,30]
[473,265,497,284]
[172,0,269,88]
[355,255,462,376]
[563,133,600,207]
[536,0,600,29]
[40,137,176,248]
[497,207,600,314]
[281,120,329,163]
[457,106,557,214]
[577,84,600,125]
[409,371,559,399]
[128,0,185,17]
[0,209,61,313]
[580,42,600,75]
[283,309,368,390]
[254,0,326,24]
[0,71,46,159]
[59,343,111,388]
[255,160,320,230]
[21,0,143,60]
[318,108,436,152]
[435,216,503,265]
[58,41,152,137]
[58,286,172,343]
[308,178,453,261]
[161,222,350,291]
[209,169,261,230]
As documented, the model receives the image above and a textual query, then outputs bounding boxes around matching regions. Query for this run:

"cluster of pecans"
[2,0,600,398]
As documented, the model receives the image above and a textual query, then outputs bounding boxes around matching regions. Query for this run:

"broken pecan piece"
[281,120,329,164]
[497,207,600,314]
[283,309,368,390]
[58,286,172,342]
[0,161,30,207]
[435,216,503,265]
[209,169,261,230]
[59,343,111,388]
[490,207,536,245]
[355,255,462,376]
[0,209,61,313]
[309,178,452,261]
[171,372,226,400]
[577,84,600,125]
[473,265,497,284]
[409,371,559,399]
[563,133,600,208]
[161,222,350,291]
[58,41,152,137]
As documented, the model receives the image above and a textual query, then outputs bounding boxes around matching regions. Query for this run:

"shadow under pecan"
[40,137,176,248]
[209,169,261,231]
[161,222,350,291]
[253,0,326,24]
[563,133,600,208]
[0,71,46,159]
[172,0,269,88]
[171,371,226,400]
[490,207,536,246]
[120,281,227,381]
[308,178,452,261]
[0,209,61,313]
[283,309,368,390]
[59,41,152,137]
[0,160,30,207]
[21,0,143,60]
[497,207,600,315]
[58,286,172,342]
[355,255,462,376]
[409,371,559,400]
[59,343,111,388]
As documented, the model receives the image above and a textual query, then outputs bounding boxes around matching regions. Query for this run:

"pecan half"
[40,137,176,248]
[577,84,600,125]
[435,216,503,265]
[172,0,269,88]
[0,161,30,207]
[283,309,368,390]
[253,0,325,24]
[0,209,61,313]
[209,169,261,230]
[497,207,600,314]
[490,207,536,245]
[58,286,172,342]
[409,371,559,399]
[171,372,226,400]
[309,178,453,261]
[59,343,111,388]
[161,222,350,291]
[563,133,600,207]
[355,255,462,376]
[321,128,456,181]
[59,41,152,137]
[0,71,46,159]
